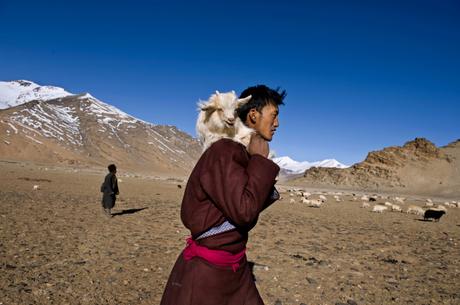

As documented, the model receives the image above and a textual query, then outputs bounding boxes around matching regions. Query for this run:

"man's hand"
[247,133,269,158]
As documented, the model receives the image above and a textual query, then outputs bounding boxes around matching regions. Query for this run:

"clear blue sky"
[1,0,459,165]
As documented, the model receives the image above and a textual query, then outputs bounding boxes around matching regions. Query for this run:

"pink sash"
[183,237,246,272]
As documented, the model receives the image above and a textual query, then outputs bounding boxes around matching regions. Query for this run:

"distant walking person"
[100,164,119,217]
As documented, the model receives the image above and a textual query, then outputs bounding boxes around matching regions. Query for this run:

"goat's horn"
[237,95,252,105]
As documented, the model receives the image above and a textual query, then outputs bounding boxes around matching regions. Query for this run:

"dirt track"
[1,161,459,305]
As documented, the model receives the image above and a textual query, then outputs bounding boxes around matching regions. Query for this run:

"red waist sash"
[183,237,246,272]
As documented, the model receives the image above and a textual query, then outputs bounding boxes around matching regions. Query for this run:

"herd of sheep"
[283,188,458,222]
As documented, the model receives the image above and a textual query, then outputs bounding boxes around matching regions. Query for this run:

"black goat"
[423,209,446,222]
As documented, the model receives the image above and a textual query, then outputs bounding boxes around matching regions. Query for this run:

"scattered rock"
[306,277,317,285]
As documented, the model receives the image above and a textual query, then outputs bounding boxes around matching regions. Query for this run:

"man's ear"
[248,108,258,124]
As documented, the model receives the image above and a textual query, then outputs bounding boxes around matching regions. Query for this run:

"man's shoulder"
[208,138,246,153]
[199,139,249,164]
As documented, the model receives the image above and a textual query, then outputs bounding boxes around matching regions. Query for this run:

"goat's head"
[198,91,252,128]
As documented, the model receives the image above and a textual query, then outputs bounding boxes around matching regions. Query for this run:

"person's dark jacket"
[161,138,280,305]
[101,172,119,209]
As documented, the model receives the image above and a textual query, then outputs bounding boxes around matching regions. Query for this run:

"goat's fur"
[196,91,253,151]
[424,209,446,222]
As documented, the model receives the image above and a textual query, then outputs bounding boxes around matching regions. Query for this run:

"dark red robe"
[160,138,280,305]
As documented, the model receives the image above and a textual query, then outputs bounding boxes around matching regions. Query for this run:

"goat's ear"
[215,90,220,95]
[197,101,213,111]
[237,95,252,107]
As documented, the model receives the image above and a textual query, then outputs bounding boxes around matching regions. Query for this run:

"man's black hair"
[108,164,117,173]
[237,85,286,122]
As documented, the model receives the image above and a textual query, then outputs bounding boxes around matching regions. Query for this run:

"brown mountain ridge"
[0,94,202,177]
[294,138,460,198]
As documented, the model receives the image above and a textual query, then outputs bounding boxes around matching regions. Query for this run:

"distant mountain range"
[292,138,460,197]
[3,81,458,196]
[273,156,348,175]
[1,80,348,177]
[0,80,202,176]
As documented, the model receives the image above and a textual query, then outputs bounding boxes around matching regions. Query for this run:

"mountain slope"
[292,138,460,197]
[0,80,72,109]
[0,88,202,176]
[273,156,348,175]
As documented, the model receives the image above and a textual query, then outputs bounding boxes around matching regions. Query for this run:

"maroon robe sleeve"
[199,140,280,228]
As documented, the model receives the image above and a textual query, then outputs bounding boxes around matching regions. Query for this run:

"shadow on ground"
[111,207,148,217]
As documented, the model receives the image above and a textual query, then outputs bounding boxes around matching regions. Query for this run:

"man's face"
[252,103,279,141]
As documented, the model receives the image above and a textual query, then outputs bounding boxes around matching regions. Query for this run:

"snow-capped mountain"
[0,80,202,175]
[0,80,73,109]
[273,156,348,175]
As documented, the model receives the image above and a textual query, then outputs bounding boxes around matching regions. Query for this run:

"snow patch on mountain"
[0,80,73,109]
[273,156,348,174]
[9,101,83,146]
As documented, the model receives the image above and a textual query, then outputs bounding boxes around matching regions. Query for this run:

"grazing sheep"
[289,193,294,197]
[425,202,434,207]
[361,202,371,208]
[372,205,388,213]
[295,191,303,197]
[361,195,369,201]
[391,204,402,212]
[196,91,253,150]
[33,185,40,190]
[303,192,311,198]
[406,205,425,215]
[444,202,456,208]
[307,199,323,208]
[301,197,309,204]
[384,202,393,207]
[369,196,377,202]
[435,205,447,212]
[319,195,327,202]
[394,197,405,204]
[424,209,446,222]
[289,198,295,204]
[333,195,341,202]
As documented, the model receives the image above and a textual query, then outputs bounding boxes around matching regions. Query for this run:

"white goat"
[196,91,253,151]
[406,205,425,215]
[307,199,323,208]
[435,205,447,212]
[372,205,388,213]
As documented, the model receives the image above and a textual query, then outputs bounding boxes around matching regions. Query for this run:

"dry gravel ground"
[1,161,460,305]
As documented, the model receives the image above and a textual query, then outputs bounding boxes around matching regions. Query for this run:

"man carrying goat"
[160,85,286,305]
